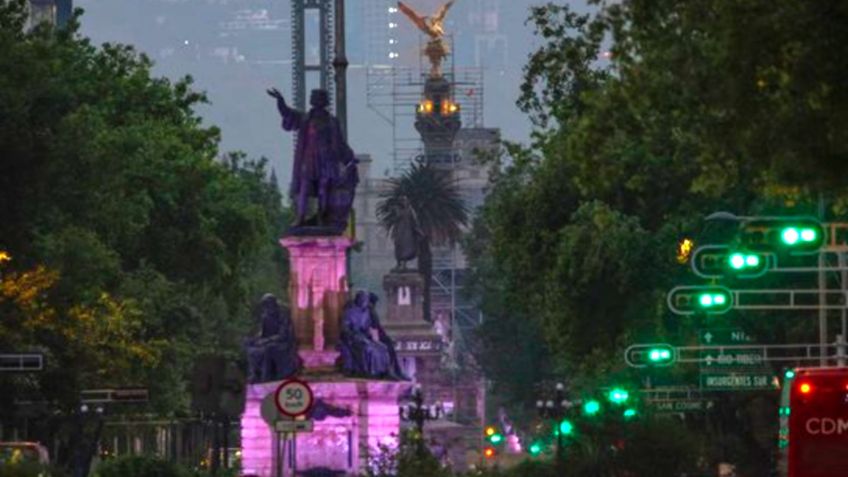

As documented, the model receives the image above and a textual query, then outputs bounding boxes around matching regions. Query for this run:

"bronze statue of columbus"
[267,87,358,232]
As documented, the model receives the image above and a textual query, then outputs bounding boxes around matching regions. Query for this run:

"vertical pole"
[222,418,230,470]
[333,0,348,139]
[210,418,220,476]
[837,334,846,367]
[291,433,297,477]
[276,433,283,477]
[819,251,828,366]
[841,252,847,346]
[292,0,306,112]
[819,195,828,366]
[319,2,330,93]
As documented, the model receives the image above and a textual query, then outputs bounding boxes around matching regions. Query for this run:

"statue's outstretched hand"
[267,87,288,114]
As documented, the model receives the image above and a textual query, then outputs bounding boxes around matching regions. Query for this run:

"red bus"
[786,367,848,477]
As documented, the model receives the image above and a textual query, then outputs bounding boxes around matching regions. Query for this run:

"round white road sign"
[274,379,314,418]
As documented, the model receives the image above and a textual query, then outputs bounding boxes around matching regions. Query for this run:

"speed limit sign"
[274,379,314,418]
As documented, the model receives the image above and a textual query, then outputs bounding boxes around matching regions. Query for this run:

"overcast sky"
[72,1,588,186]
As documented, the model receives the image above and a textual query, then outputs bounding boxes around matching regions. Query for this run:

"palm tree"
[377,159,468,321]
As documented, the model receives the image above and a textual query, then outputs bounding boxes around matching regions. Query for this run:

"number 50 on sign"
[274,379,314,418]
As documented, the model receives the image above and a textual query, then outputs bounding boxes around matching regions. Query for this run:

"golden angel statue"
[397,1,456,77]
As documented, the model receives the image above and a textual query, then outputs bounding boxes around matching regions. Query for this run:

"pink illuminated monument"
[240,235,410,477]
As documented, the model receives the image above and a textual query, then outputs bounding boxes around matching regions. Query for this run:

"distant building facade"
[28,0,72,28]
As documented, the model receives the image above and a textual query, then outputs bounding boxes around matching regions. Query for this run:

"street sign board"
[699,329,765,369]
[274,419,314,433]
[700,372,777,391]
[701,351,766,367]
[274,379,314,418]
[649,399,715,413]
[699,329,754,345]
[0,353,43,371]
[80,388,149,403]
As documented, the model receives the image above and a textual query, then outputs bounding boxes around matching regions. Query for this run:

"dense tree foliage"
[0,0,288,429]
[468,0,848,473]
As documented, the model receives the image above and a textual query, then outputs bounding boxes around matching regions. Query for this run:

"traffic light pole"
[535,383,568,474]
[819,251,828,366]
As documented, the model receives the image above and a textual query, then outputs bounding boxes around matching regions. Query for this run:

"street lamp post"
[536,382,570,472]
[73,403,104,477]
[399,384,443,455]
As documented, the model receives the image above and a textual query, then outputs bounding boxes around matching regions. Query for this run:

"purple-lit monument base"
[241,376,410,477]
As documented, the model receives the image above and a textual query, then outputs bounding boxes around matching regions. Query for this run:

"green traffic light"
[608,388,629,404]
[739,218,824,254]
[729,253,745,269]
[558,420,574,435]
[729,252,761,270]
[623,408,638,419]
[529,442,543,456]
[785,370,795,379]
[489,433,504,444]
[583,400,601,416]
[698,292,727,308]
[782,227,801,245]
[801,228,817,242]
[781,227,800,245]
[648,348,672,362]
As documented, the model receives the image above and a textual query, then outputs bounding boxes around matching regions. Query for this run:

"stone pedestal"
[382,270,442,375]
[280,235,353,365]
[241,235,410,476]
[383,270,425,324]
[241,377,410,477]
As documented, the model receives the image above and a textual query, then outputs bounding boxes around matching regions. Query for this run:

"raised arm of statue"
[267,87,304,132]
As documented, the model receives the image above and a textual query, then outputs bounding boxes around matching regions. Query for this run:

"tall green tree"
[468,0,848,472]
[0,0,289,456]
[377,159,468,321]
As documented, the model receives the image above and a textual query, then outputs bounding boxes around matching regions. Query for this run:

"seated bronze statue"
[245,294,302,383]
[338,291,406,380]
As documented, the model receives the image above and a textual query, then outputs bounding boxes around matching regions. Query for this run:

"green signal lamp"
[785,369,796,379]
[607,388,629,405]
[648,347,672,363]
[728,252,761,270]
[583,399,601,416]
[623,408,638,419]
[489,433,504,445]
[738,218,824,254]
[558,419,574,436]
[625,343,676,368]
[528,442,543,456]
[698,292,728,308]
[668,286,733,315]
[781,227,818,245]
